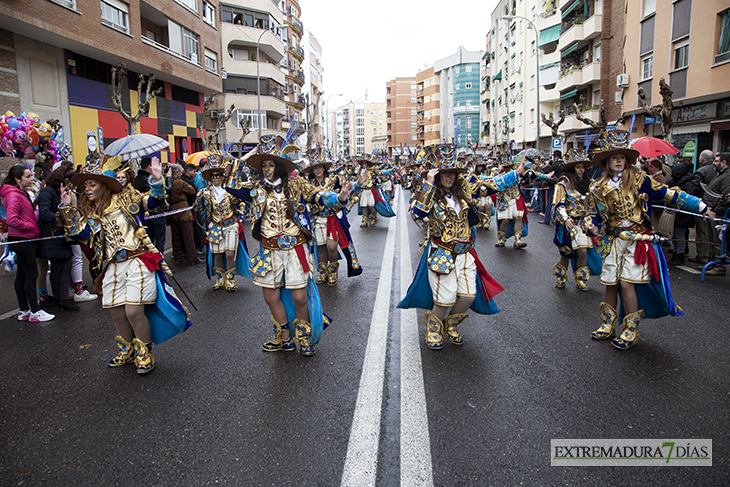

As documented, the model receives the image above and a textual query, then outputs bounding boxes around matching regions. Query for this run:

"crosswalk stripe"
[399,190,434,486]
[341,189,399,487]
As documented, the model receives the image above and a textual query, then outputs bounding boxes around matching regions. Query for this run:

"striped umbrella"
[103,134,170,161]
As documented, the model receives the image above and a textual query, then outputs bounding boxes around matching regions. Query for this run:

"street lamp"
[325,93,342,156]
[503,14,541,153]
[256,23,285,138]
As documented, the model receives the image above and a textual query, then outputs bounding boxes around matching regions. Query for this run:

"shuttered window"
[640,16,655,56]
[672,0,692,41]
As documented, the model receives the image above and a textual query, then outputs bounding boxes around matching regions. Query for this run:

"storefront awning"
[674,122,711,135]
[711,119,730,131]
[560,89,578,100]
[562,0,580,18]
[561,42,579,55]
[493,70,502,81]
[538,24,561,46]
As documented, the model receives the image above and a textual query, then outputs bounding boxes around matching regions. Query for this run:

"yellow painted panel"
[147,94,158,119]
[173,124,187,137]
[69,105,99,165]
[186,110,197,127]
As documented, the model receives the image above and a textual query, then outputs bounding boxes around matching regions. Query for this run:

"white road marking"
[399,191,434,486]
[0,308,20,320]
[341,190,399,487]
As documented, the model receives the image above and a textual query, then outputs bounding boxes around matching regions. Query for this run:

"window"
[100,0,129,34]
[641,54,653,80]
[455,66,460,74]
[518,113,522,126]
[51,0,77,9]
[203,2,215,26]
[530,108,535,124]
[175,0,197,14]
[465,82,472,89]
[183,28,200,63]
[411,122,417,128]
[466,117,472,129]
[455,83,460,90]
[466,65,472,72]
[643,0,656,17]
[674,42,689,70]
[530,75,535,90]
[204,49,217,74]
[531,40,535,56]
[718,10,730,64]
[593,89,601,105]
[595,43,601,62]
[234,110,266,130]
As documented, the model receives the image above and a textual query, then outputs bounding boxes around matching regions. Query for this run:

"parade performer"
[494,156,551,248]
[472,159,493,230]
[224,136,359,356]
[550,148,600,291]
[398,144,525,350]
[195,153,253,291]
[355,155,395,227]
[58,157,191,374]
[305,147,362,285]
[586,130,708,349]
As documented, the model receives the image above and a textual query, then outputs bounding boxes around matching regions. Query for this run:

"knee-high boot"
[552,262,568,289]
[424,311,444,350]
[224,268,238,292]
[315,262,328,285]
[132,338,155,374]
[574,266,590,292]
[444,313,467,345]
[327,262,339,285]
[212,266,226,290]
[108,335,135,367]
[495,231,507,248]
[293,318,316,356]
[262,316,295,352]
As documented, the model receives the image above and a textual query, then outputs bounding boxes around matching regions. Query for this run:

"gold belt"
[433,238,474,255]
[112,245,149,263]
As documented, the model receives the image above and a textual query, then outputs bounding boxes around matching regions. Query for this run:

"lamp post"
[256,23,284,138]
[325,93,342,156]
[503,15,540,152]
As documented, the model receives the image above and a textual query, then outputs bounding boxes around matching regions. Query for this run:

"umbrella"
[630,137,679,158]
[104,134,170,161]
[517,148,543,161]
[185,151,212,167]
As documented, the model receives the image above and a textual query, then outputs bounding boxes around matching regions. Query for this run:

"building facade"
[302,30,323,149]
[621,0,730,158]
[385,77,417,156]
[0,0,222,163]
[335,100,386,158]
[416,66,441,147]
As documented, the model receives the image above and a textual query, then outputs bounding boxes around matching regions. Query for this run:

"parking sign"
[552,138,561,150]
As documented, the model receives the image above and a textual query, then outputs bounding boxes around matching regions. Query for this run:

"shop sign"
[672,102,717,123]
[682,141,696,158]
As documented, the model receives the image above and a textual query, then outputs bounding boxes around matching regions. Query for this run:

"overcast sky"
[301,0,500,110]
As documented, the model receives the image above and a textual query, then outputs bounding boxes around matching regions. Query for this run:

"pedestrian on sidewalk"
[0,165,55,322]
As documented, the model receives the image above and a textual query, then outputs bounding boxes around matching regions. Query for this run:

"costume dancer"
[224,137,358,356]
[195,153,252,291]
[305,147,362,285]
[586,130,708,349]
[398,144,525,350]
[551,148,596,291]
[355,155,395,227]
[472,159,493,230]
[59,157,190,373]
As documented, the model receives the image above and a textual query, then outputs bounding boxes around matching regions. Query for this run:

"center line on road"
[341,189,399,487]
[399,192,434,486]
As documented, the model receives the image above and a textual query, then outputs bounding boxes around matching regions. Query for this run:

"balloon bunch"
[0,111,71,163]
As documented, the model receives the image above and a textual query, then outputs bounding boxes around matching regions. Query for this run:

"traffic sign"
[552,138,562,150]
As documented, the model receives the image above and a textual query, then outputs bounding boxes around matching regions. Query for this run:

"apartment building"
[0,0,221,163]
[302,31,323,149]
[335,101,386,158]
[416,66,441,147]
[621,0,730,156]
[385,77,417,156]
[219,1,286,152]
[282,0,305,138]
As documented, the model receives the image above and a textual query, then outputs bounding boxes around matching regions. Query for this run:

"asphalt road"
[1,187,728,486]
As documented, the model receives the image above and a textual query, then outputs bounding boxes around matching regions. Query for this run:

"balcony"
[560,23,582,47]
[540,85,560,102]
[287,17,303,35]
[561,108,600,132]
[581,61,601,85]
[556,66,582,92]
[287,44,305,60]
[583,14,602,40]
[286,69,305,85]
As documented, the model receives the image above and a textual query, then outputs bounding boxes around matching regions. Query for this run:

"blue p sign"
[552,138,561,150]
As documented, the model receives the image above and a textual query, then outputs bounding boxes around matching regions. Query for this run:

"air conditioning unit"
[616,73,629,87]
[289,5,296,15]
[614,91,623,104]
[210,110,219,119]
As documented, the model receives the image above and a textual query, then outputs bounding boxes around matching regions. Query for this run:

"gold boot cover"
[424,311,444,350]
[612,309,644,350]
[591,302,618,340]
[444,313,468,345]
[108,335,135,367]
[552,262,568,289]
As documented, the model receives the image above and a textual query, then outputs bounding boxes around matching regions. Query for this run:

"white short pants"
[208,222,238,253]
[102,257,157,308]
[359,188,376,207]
[600,237,652,285]
[253,245,313,290]
[427,249,477,306]
[497,199,523,220]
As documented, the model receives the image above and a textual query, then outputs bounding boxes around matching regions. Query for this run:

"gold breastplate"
[100,206,141,259]
[429,199,472,242]
[565,189,588,218]
[501,184,521,201]
[260,192,299,238]
[602,185,647,227]
[208,192,236,224]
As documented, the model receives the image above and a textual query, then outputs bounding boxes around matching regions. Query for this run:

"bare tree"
[541,110,565,138]
[571,99,607,133]
[197,94,217,144]
[305,91,323,150]
[205,104,235,150]
[110,63,163,135]
[638,77,674,144]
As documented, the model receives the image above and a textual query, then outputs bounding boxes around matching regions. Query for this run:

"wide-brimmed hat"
[246,135,297,174]
[201,152,226,181]
[356,154,379,167]
[306,147,332,171]
[562,148,590,172]
[591,129,640,168]
[71,153,122,193]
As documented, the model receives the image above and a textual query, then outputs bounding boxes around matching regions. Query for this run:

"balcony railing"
[288,45,305,59]
[289,17,303,33]
[141,35,200,67]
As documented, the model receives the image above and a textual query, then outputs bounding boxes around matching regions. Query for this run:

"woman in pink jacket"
[0,165,54,322]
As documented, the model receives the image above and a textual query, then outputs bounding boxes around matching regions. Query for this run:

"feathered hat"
[562,148,590,172]
[71,154,123,193]
[591,129,640,168]
[201,152,227,181]
[246,135,297,174]
[306,147,332,171]
[432,143,466,173]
